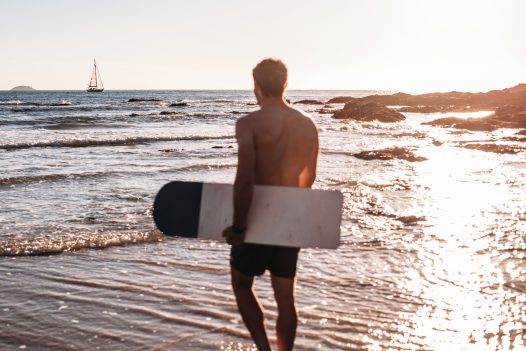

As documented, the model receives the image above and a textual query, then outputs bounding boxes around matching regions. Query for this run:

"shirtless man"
[222,58,319,351]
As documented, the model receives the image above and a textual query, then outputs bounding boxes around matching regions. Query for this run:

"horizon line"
[2,82,525,94]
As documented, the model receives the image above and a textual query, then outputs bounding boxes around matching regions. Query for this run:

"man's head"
[252,58,288,100]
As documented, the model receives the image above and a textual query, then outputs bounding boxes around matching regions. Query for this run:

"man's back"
[240,103,318,188]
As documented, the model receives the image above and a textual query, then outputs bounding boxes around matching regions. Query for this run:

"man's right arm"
[232,117,256,229]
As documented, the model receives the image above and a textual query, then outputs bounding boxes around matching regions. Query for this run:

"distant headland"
[10,85,36,91]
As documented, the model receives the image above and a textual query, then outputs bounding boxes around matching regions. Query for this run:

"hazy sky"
[1,0,525,92]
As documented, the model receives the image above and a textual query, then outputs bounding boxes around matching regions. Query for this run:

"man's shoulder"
[289,106,317,129]
[235,110,260,129]
[235,111,264,138]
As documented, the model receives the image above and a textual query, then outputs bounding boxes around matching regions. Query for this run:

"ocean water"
[0,90,525,350]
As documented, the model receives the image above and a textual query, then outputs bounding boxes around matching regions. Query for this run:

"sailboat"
[86,59,104,92]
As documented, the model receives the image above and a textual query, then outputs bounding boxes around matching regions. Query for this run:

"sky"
[0,0,525,92]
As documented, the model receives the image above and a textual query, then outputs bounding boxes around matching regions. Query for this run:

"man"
[222,58,319,351]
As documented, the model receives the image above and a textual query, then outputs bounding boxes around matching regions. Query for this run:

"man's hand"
[222,226,246,246]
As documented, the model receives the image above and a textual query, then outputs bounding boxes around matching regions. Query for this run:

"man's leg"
[231,267,271,351]
[271,274,297,351]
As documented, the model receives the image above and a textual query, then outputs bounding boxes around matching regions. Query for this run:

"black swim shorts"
[230,243,300,278]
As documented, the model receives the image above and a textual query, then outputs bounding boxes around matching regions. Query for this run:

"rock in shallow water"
[461,143,520,154]
[332,101,405,122]
[327,96,356,104]
[423,117,499,132]
[353,147,427,162]
[423,105,526,131]
[295,99,324,105]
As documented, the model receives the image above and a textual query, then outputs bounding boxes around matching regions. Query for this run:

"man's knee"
[231,268,254,292]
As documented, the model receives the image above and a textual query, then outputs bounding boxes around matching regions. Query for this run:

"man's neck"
[258,95,287,108]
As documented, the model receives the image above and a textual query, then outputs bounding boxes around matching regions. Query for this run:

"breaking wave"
[0,230,162,256]
[170,162,237,172]
[0,101,72,107]
[0,171,117,186]
[0,135,234,151]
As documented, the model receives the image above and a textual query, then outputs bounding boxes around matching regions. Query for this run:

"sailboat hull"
[86,88,104,92]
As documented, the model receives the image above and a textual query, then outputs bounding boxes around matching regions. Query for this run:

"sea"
[0,90,525,351]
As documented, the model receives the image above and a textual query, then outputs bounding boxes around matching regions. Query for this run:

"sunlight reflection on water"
[400,142,526,350]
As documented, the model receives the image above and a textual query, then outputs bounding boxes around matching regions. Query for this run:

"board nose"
[153,181,203,238]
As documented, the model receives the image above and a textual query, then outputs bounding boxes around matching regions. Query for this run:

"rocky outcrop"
[295,99,324,105]
[327,96,356,104]
[328,84,526,117]
[461,143,520,154]
[424,105,526,131]
[353,147,427,162]
[332,101,405,122]
[10,85,35,91]
[423,117,499,132]
[169,102,189,107]
[355,84,526,110]
[518,130,526,136]
[396,105,472,113]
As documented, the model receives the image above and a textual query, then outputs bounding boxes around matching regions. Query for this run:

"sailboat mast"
[93,59,98,87]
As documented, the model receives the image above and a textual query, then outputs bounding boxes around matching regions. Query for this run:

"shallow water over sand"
[0,90,525,350]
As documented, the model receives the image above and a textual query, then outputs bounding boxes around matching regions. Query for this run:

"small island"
[10,85,36,91]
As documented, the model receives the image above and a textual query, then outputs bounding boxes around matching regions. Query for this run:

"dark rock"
[353,147,427,162]
[461,143,519,154]
[330,83,526,115]
[169,102,189,107]
[360,85,526,109]
[327,96,356,104]
[432,139,444,146]
[128,98,163,103]
[397,215,426,224]
[517,130,526,136]
[129,113,140,117]
[492,105,526,127]
[295,99,324,105]
[424,105,526,131]
[332,101,405,122]
[423,117,499,132]
[396,105,471,113]
[316,108,336,114]
[159,111,178,115]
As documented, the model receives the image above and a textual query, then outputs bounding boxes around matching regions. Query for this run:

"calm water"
[0,90,525,350]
